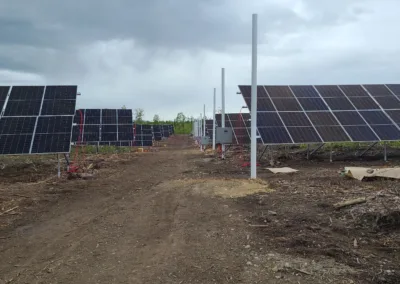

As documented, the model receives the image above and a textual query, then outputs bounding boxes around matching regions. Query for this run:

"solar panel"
[238,84,400,144]
[72,108,133,145]
[227,113,251,144]
[134,124,153,147]
[153,125,162,141]
[0,85,77,155]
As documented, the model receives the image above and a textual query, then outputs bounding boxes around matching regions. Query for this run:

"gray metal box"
[201,136,211,145]
[216,127,233,144]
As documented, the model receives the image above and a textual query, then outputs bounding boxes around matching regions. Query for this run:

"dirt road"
[0,136,398,283]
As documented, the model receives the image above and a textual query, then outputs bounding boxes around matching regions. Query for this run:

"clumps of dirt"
[164,178,273,198]
[358,210,400,231]
[0,157,57,184]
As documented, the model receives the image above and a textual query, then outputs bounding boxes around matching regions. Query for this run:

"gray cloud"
[0,0,399,119]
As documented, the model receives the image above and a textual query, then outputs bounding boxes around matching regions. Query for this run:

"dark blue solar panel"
[257,112,283,127]
[374,96,400,109]
[85,115,101,125]
[360,111,392,125]
[31,133,71,153]
[102,115,117,124]
[102,132,117,141]
[386,110,400,124]
[348,97,380,109]
[257,86,269,98]
[265,86,294,98]
[307,112,339,126]
[324,98,355,110]
[272,98,302,111]
[35,116,73,134]
[0,117,36,134]
[102,125,117,133]
[370,125,400,141]
[102,109,117,117]
[83,125,100,142]
[257,98,275,111]
[238,85,251,97]
[314,85,344,98]
[386,84,400,97]
[333,111,366,125]
[258,127,292,144]
[118,125,133,140]
[8,86,44,100]
[315,126,351,142]
[41,99,76,115]
[86,109,101,116]
[298,98,328,111]
[343,126,379,142]
[287,127,321,143]
[340,85,369,97]
[279,112,311,126]
[290,86,320,98]
[0,134,32,154]
[363,85,394,97]
[118,109,132,117]
[3,100,42,116]
[44,86,77,100]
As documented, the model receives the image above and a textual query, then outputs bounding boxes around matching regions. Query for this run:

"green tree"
[176,112,186,123]
[153,114,160,124]
[121,105,127,109]
[134,108,144,123]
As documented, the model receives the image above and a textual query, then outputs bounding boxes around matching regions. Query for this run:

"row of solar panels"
[0,86,175,155]
[72,108,174,147]
[238,84,400,145]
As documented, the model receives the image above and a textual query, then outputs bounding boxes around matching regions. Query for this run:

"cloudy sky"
[1,0,399,120]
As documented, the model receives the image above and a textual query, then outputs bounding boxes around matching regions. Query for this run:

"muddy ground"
[0,136,399,284]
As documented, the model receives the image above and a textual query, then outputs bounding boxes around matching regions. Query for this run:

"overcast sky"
[1,0,399,120]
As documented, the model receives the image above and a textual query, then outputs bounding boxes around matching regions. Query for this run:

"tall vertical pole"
[203,104,206,137]
[212,88,216,150]
[200,113,203,151]
[221,68,226,159]
[250,13,258,179]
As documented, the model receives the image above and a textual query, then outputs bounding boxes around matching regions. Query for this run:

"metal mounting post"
[330,144,333,163]
[384,142,388,162]
[57,154,61,178]
[307,144,310,160]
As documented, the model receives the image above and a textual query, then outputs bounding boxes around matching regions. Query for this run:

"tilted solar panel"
[72,109,133,145]
[238,84,400,144]
[0,85,77,155]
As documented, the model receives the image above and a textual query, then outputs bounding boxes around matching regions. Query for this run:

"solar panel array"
[72,109,133,145]
[0,85,77,155]
[239,84,400,144]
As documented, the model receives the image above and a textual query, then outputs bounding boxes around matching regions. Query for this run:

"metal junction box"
[201,136,211,145]
[216,127,233,144]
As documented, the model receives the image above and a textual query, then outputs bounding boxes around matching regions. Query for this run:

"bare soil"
[0,136,399,284]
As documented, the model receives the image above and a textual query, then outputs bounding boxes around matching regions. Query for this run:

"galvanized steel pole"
[251,14,258,179]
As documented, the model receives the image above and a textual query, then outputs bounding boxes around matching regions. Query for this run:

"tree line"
[132,108,193,135]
